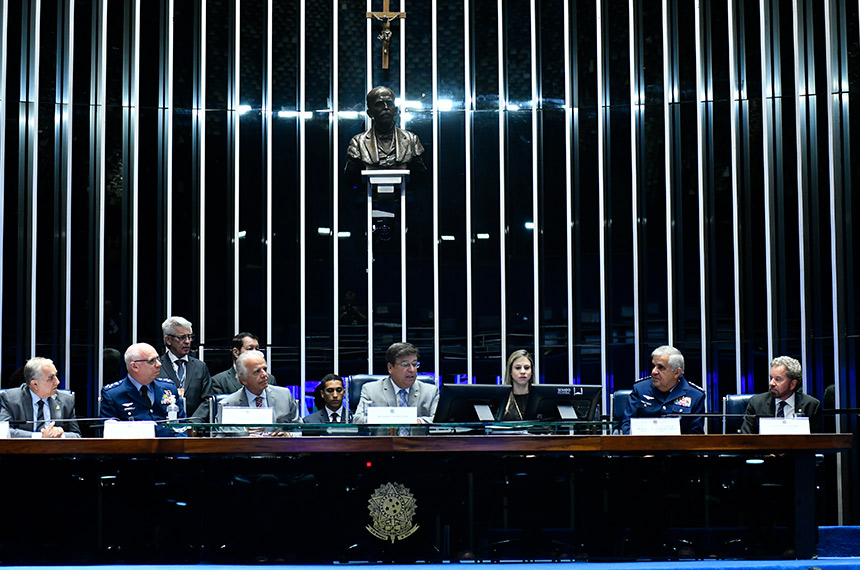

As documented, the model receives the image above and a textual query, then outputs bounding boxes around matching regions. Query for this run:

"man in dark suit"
[0,357,81,438]
[100,342,187,437]
[217,350,299,434]
[211,332,277,394]
[158,316,213,418]
[741,355,822,433]
[303,374,352,423]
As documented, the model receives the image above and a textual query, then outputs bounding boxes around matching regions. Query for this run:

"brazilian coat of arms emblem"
[366,482,419,542]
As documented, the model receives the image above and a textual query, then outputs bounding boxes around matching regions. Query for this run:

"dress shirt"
[776,393,797,418]
[244,388,268,408]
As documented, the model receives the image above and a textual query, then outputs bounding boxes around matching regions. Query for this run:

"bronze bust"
[346,86,426,174]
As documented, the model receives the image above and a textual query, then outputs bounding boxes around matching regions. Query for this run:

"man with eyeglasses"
[303,374,351,423]
[212,332,278,394]
[157,316,213,418]
[100,342,187,437]
[354,342,438,425]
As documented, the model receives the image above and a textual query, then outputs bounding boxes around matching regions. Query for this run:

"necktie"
[176,359,187,389]
[141,385,152,407]
[777,400,787,418]
[36,400,45,431]
[331,412,338,423]
[255,396,263,408]
[398,389,409,436]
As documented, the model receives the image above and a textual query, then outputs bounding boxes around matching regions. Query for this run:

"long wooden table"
[0,434,851,563]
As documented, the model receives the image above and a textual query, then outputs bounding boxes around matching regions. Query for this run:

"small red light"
[366,461,372,468]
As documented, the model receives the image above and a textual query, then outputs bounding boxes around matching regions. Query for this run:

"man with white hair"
[218,350,300,429]
[157,316,213,417]
[0,357,81,438]
[741,356,821,433]
[621,345,706,434]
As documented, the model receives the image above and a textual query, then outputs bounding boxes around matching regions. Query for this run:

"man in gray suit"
[741,355,822,433]
[0,357,81,438]
[303,374,352,423]
[211,332,277,394]
[354,342,438,424]
[158,316,213,418]
[218,350,300,433]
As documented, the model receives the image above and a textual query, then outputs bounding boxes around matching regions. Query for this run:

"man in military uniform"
[621,345,706,434]
[100,342,187,437]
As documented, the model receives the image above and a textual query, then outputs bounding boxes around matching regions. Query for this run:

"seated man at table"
[741,356,821,434]
[100,343,187,437]
[303,374,352,423]
[212,332,278,394]
[621,345,706,434]
[218,350,300,431]
[0,357,81,438]
[354,342,438,424]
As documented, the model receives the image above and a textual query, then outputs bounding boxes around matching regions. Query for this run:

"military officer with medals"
[621,345,706,434]
[99,342,187,437]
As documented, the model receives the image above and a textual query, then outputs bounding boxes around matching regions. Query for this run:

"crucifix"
[367,0,405,70]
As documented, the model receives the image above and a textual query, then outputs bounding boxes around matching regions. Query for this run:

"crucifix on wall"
[367,0,405,70]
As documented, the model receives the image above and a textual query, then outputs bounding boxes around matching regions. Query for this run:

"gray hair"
[24,357,54,383]
[162,316,193,337]
[771,355,802,388]
[651,345,685,374]
[236,349,266,379]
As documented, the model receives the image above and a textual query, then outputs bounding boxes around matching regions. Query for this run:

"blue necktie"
[777,400,786,418]
[36,400,45,431]
[176,359,187,389]
[398,389,409,436]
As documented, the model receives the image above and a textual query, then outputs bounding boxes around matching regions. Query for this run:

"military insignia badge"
[677,396,692,407]
[366,482,419,543]
[160,390,175,405]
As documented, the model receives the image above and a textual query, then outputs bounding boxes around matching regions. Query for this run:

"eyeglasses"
[396,361,420,369]
[132,357,159,366]
[324,387,344,394]
[167,333,195,342]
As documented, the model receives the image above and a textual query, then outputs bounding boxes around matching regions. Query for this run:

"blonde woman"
[498,350,536,420]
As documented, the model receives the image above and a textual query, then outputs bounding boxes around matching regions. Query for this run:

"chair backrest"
[346,374,436,412]
[610,389,633,434]
[723,393,753,434]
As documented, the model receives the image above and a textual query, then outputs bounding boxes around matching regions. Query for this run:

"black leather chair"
[722,393,754,434]
[610,389,633,434]
[346,374,436,413]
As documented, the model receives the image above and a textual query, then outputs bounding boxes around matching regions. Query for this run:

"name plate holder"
[759,417,810,435]
[0,421,8,438]
[630,417,682,435]
[367,406,418,425]
[221,406,275,425]
[361,169,411,373]
[103,419,156,438]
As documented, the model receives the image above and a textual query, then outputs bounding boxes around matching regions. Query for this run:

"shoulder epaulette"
[103,380,123,390]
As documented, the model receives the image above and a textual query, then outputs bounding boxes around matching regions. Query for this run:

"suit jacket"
[218,385,300,424]
[621,376,706,435]
[302,406,352,424]
[741,391,822,434]
[0,384,81,438]
[353,377,439,424]
[212,366,277,395]
[100,376,187,438]
[346,125,426,172]
[158,352,213,417]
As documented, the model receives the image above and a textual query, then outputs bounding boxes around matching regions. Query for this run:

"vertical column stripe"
[96,0,107,389]
[0,0,7,373]
[299,0,307,404]
[727,0,743,393]
[332,0,340,374]
[27,0,42,356]
[497,0,506,382]
[662,0,674,345]
[759,0,775,362]
[596,0,608,389]
[432,0,440,381]
[530,0,540,379]
[198,0,207,350]
[165,0,174,317]
[401,0,407,344]
[232,0,240,334]
[629,0,641,370]
[265,0,273,364]
[365,0,373,372]
[131,0,140,342]
[464,0,473,381]
[563,0,574,383]
[694,0,709,420]
[62,0,75,385]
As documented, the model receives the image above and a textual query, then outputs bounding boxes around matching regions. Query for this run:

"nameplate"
[630,417,681,435]
[103,419,156,438]
[0,421,8,438]
[759,417,810,435]
[221,406,275,425]
[367,406,418,425]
